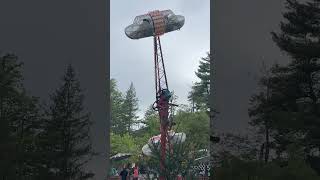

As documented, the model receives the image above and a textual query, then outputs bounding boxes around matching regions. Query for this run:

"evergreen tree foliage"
[122,82,139,134]
[174,111,210,150]
[110,79,126,134]
[188,52,211,111]
[247,0,320,175]
[0,53,23,179]
[269,0,320,157]
[110,133,140,163]
[0,54,41,179]
[110,80,139,135]
[39,64,94,180]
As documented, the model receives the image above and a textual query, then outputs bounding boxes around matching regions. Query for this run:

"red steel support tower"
[149,10,170,180]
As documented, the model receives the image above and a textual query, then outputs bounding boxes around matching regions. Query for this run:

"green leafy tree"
[174,111,210,150]
[141,105,160,136]
[126,105,160,164]
[110,133,140,164]
[39,64,94,180]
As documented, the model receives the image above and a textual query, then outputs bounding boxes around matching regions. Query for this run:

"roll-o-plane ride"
[125,9,185,180]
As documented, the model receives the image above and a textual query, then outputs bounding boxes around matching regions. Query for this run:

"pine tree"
[123,82,139,134]
[247,0,320,171]
[0,54,42,179]
[188,52,211,112]
[39,64,94,180]
[270,0,320,154]
[0,53,23,179]
[110,78,126,134]
[11,91,42,179]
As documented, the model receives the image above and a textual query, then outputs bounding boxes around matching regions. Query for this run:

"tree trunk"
[259,143,264,162]
[265,123,270,163]
[264,79,270,163]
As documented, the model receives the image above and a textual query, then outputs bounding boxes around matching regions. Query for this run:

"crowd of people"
[110,161,210,179]
[111,163,141,180]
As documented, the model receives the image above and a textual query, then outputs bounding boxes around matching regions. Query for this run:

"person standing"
[119,167,128,180]
[133,165,139,180]
[177,174,182,180]
[204,162,209,177]
[133,164,139,180]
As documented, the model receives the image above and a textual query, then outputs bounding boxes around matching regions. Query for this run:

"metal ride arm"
[148,10,176,180]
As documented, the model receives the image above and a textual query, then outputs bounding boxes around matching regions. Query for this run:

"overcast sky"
[213,0,289,134]
[110,0,210,119]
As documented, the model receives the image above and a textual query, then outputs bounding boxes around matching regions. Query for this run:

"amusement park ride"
[125,10,185,179]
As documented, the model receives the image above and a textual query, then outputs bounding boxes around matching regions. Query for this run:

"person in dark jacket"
[119,167,128,180]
